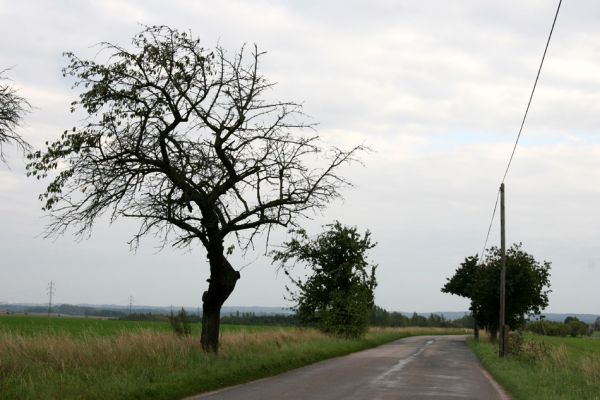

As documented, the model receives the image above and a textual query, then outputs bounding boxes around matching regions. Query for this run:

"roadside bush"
[506,331,524,355]
[168,308,192,337]
[526,319,591,338]
[503,331,552,360]
[526,320,569,337]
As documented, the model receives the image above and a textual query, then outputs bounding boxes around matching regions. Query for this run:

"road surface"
[190,335,508,400]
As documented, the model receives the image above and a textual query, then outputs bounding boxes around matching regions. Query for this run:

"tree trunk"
[201,303,221,353]
[473,320,479,340]
[200,245,240,354]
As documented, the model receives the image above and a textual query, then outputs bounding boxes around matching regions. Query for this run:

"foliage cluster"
[442,243,551,338]
[273,222,377,338]
[370,306,474,328]
[220,312,297,326]
[526,316,590,338]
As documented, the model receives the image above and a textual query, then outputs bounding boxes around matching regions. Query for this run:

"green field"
[468,333,600,400]
[0,314,272,337]
[0,315,469,400]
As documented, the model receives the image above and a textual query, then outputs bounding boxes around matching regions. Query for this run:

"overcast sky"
[1,0,599,314]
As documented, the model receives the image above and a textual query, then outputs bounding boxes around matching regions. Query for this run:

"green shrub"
[168,308,192,337]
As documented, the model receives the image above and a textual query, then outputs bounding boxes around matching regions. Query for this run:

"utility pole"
[47,281,55,317]
[499,183,507,357]
[128,295,134,315]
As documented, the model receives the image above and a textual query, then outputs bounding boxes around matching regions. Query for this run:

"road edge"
[477,360,512,400]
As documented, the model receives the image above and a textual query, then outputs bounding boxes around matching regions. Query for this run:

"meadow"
[468,333,600,400]
[0,315,469,400]
[0,314,270,337]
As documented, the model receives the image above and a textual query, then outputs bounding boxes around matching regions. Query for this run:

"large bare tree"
[27,26,363,353]
[0,69,30,162]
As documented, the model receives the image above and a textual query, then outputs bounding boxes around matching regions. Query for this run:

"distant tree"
[563,316,577,324]
[273,222,377,338]
[565,317,589,337]
[370,306,465,328]
[409,312,428,327]
[442,243,551,340]
[26,26,363,353]
[527,319,566,336]
[452,313,476,329]
[0,69,30,162]
[593,317,600,331]
[427,313,449,327]
[370,306,410,327]
[220,312,297,326]
[370,305,391,326]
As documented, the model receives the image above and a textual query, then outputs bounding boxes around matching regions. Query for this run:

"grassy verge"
[468,333,600,400]
[0,322,468,400]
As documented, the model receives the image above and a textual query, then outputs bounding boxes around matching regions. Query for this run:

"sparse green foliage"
[442,243,551,338]
[0,69,30,162]
[273,222,377,338]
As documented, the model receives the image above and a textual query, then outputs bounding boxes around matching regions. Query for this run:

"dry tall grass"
[0,326,468,399]
[0,326,467,374]
[537,343,600,386]
[0,328,326,375]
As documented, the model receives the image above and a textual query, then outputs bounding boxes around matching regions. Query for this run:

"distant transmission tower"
[46,281,55,317]
[128,295,134,314]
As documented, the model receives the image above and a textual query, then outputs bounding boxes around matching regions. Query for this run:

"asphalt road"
[191,335,508,400]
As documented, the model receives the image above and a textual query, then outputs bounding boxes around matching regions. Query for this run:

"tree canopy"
[273,222,377,337]
[27,26,363,353]
[0,69,30,162]
[442,243,551,338]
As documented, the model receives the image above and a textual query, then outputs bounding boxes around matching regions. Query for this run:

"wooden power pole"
[499,183,507,357]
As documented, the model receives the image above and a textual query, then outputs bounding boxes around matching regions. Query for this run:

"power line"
[479,189,500,262]
[502,0,563,183]
[479,0,563,261]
